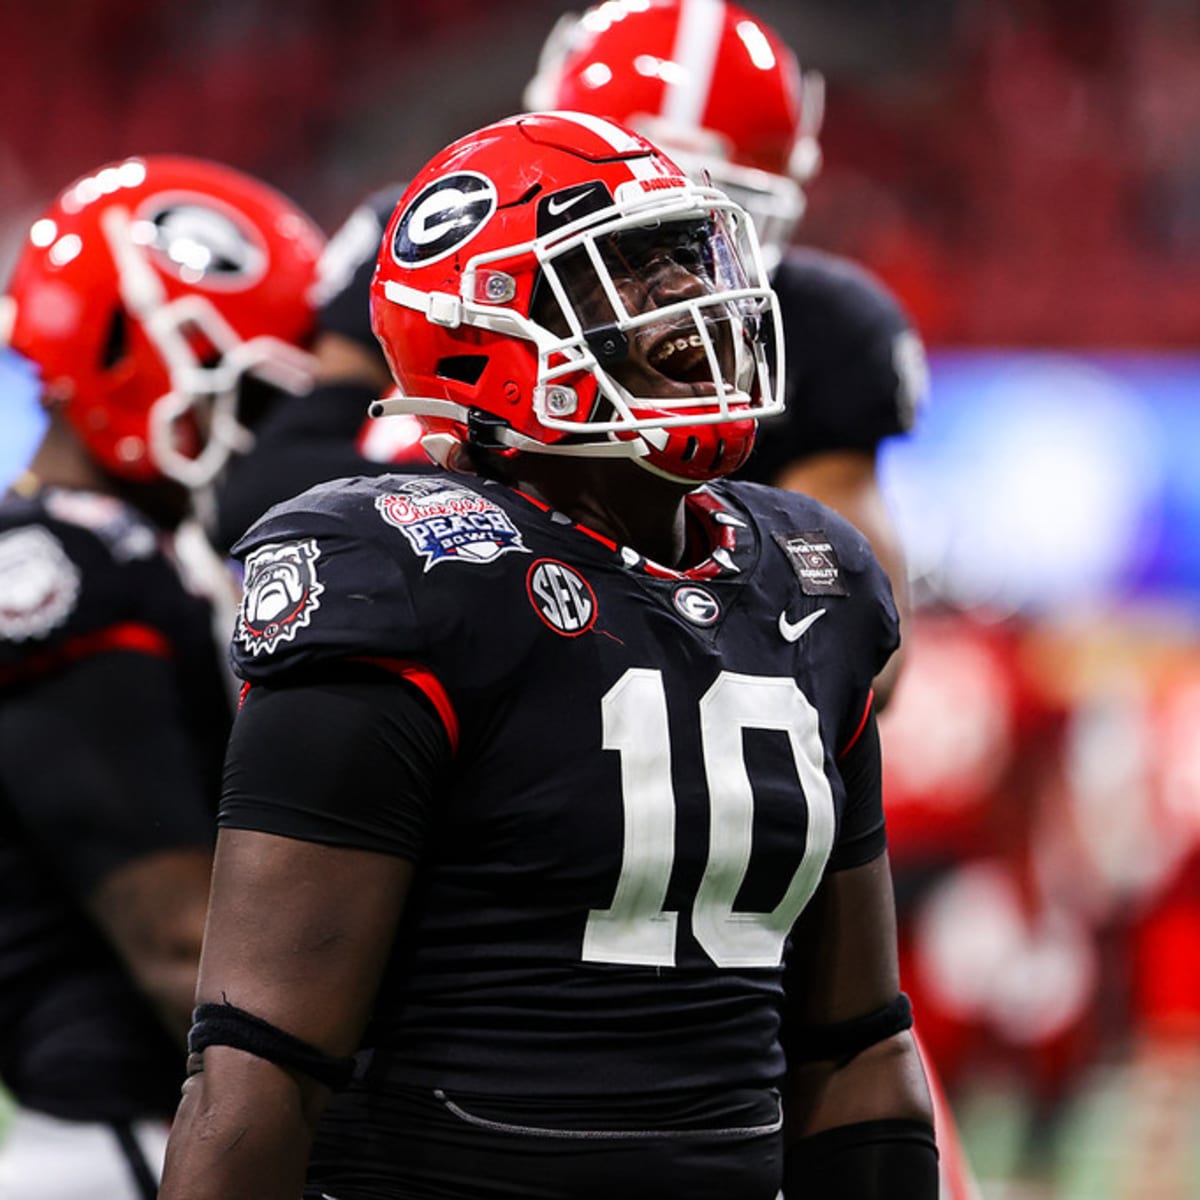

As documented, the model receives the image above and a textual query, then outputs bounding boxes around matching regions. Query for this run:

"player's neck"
[23,419,114,496]
[514,457,693,569]
[21,414,191,529]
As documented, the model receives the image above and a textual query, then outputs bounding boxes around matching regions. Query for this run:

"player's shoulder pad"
[751,247,929,463]
[775,247,913,338]
[722,479,900,666]
[230,471,530,684]
[778,248,928,427]
[0,488,160,658]
[723,479,881,576]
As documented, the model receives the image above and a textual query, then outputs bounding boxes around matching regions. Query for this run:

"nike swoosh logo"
[546,189,595,217]
[778,607,826,643]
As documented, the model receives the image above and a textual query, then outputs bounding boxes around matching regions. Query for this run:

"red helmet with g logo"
[524,0,823,270]
[369,111,784,483]
[0,156,324,487]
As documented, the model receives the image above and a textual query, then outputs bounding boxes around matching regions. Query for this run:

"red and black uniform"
[0,486,230,1124]
[223,471,897,1199]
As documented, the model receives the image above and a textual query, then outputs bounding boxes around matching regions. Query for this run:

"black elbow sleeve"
[784,1118,938,1199]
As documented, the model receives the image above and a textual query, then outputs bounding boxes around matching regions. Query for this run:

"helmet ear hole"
[101,306,129,370]
[436,355,487,386]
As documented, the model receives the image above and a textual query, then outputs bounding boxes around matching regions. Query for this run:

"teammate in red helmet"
[0,155,323,1197]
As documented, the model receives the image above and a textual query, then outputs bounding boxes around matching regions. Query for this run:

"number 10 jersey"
[226,471,898,1097]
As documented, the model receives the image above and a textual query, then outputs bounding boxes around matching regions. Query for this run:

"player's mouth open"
[648,329,717,384]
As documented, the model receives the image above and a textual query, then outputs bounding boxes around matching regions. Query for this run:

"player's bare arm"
[159,827,414,1200]
[87,848,213,1043]
[782,851,936,1194]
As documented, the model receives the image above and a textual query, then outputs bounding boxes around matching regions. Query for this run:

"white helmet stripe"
[663,0,725,127]
[540,110,662,181]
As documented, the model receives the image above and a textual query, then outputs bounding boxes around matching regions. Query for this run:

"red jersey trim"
[0,621,172,688]
[352,656,460,753]
[512,488,620,552]
[837,690,875,760]
[513,486,550,512]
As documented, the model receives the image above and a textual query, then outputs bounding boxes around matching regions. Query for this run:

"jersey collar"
[511,484,756,582]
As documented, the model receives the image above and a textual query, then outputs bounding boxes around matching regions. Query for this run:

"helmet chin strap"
[368,395,650,461]
[629,453,706,488]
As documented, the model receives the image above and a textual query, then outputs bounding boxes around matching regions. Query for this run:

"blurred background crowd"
[2,0,1199,1196]
[4,0,1200,344]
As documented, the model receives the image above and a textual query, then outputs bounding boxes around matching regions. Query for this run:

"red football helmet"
[523,0,823,270]
[0,156,324,487]
[369,111,783,483]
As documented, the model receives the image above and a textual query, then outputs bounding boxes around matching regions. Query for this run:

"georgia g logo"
[137,195,267,288]
[391,172,497,267]
[236,538,324,656]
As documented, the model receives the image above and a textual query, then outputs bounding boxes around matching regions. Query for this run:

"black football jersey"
[314,183,406,351]
[740,247,929,483]
[0,487,230,1119]
[228,472,898,1098]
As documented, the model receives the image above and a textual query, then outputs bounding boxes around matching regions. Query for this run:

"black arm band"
[187,1000,356,1091]
[785,992,913,1065]
[784,1118,938,1199]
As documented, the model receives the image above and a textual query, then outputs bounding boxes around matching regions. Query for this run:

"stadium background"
[2,1,1199,1195]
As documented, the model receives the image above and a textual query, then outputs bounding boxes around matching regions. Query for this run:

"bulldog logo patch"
[376,480,527,571]
[236,538,324,656]
[0,526,81,642]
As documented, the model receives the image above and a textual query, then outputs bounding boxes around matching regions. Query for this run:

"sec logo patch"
[527,559,596,637]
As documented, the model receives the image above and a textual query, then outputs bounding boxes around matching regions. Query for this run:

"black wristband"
[784,1118,938,1199]
[188,1000,356,1091]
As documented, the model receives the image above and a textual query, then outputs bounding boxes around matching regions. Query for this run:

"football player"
[0,156,323,1198]
[159,112,936,1200]
[219,0,927,711]
[523,0,928,708]
[527,8,979,1196]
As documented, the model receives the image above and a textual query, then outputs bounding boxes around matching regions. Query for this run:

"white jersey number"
[582,669,835,969]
